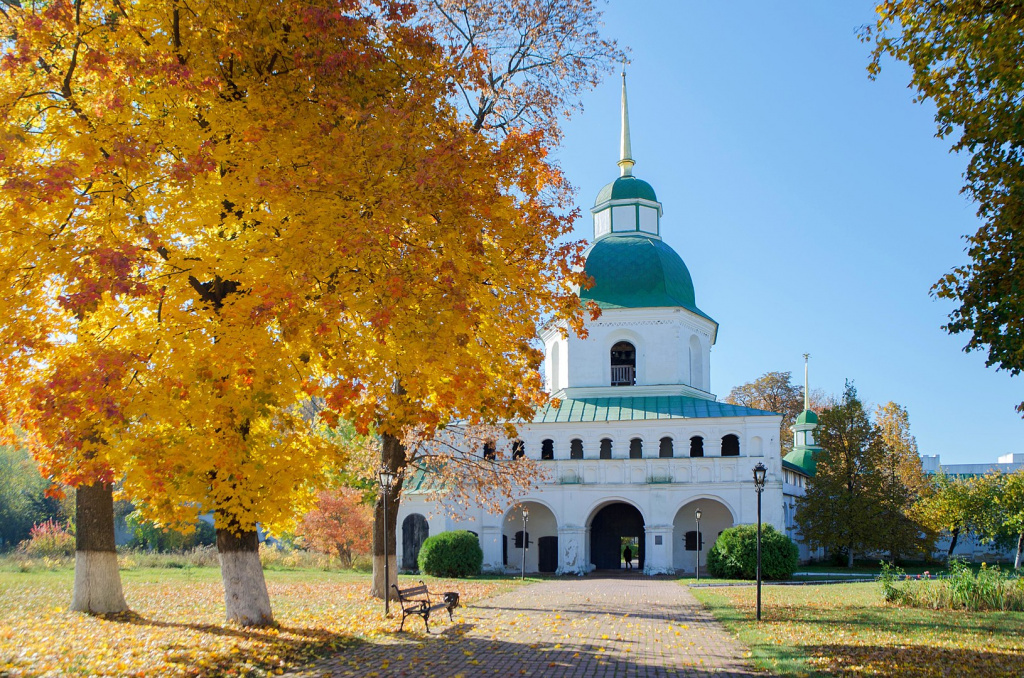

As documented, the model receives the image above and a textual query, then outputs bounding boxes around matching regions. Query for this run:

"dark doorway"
[538,536,558,573]
[402,513,429,571]
[590,502,645,570]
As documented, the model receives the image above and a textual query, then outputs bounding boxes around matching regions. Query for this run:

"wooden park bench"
[391,581,459,632]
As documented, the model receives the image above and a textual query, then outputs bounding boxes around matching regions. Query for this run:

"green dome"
[594,176,658,205]
[784,448,818,477]
[795,409,818,425]
[580,234,711,318]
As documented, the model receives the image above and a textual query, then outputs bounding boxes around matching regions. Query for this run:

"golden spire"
[618,66,635,177]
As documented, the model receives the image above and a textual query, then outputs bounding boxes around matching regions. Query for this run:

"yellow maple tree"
[1,0,607,624]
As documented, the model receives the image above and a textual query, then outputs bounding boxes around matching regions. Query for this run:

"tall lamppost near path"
[694,507,703,582]
[521,506,530,581]
[377,468,398,617]
[752,462,767,621]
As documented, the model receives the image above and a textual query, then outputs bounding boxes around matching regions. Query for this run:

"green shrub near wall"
[417,530,483,577]
[706,524,799,580]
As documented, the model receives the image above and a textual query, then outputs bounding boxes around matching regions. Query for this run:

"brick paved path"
[291,576,766,677]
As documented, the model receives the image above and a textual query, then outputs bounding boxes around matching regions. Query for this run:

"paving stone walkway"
[290,576,766,677]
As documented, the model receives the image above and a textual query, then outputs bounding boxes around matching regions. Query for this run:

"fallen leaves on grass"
[0,572,509,677]
[694,582,1024,677]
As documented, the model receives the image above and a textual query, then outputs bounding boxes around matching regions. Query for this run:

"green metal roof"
[594,176,658,205]
[580,234,714,321]
[795,409,819,425]
[783,447,818,477]
[533,396,778,423]
[782,459,805,475]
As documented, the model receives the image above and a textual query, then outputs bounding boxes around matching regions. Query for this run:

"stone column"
[556,525,588,576]
[643,524,675,575]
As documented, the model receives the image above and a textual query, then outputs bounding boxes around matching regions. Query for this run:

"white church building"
[396,75,787,575]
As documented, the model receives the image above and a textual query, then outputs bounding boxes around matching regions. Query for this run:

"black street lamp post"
[694,507,703,583]
[752,462,767,621]
[521,506,530,580]
[378,468,397,617]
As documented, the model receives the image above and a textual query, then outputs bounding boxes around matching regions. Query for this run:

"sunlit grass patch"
[692,581,1024,677]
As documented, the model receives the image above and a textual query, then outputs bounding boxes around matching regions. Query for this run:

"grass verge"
[690,581,1024,678]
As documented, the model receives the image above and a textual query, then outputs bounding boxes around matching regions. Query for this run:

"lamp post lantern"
[521,506,530,581]
[752,462,767,621]
[377,468,398,616]
[694,507,703,583]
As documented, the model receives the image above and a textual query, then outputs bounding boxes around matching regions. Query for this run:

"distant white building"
[920,452,1024,477]
[396,74,785,575]
[923,453,1024,562]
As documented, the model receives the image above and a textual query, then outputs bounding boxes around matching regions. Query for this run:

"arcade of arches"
[489,499,734,574]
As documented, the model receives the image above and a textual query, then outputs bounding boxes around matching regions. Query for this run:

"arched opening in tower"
[610,341,636,386]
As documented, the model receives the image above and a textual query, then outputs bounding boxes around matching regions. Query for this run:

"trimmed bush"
[417,530,483,578]
[706,523,798,580]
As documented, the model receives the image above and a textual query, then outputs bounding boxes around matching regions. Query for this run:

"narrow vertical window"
[541,439,554,460]
[512,440,525,460]
[689,436,704,458]
[570,438,584,459]
[722,434,740,456]
[599,438,613,459]
[483,441,496,460]
[659,437,673,458]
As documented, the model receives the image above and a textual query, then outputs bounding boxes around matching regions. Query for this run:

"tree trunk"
[1015,532,1023,571]
[217,527,274,626]
[371,432,406,601]
[946,525,960,560]
[71,483,129,614]
[847,546,854,569]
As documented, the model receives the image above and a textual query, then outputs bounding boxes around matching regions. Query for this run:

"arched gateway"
[590,502,645,570]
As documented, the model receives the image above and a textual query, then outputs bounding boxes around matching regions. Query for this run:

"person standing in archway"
[623,545,633,570]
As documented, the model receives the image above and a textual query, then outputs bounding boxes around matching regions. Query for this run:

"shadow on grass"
[100,610,359,674]
[290,623,763,678]
[803,643,1024,678]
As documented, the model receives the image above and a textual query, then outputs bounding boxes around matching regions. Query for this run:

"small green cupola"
[591,71,664,240]
[784,354,823,476]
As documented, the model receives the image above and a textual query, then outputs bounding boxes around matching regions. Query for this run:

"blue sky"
[553,1,1022,465]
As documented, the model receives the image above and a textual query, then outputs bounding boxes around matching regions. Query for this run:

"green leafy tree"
[125,511,217,553]
[875,402,934,561]
[870,4,1024,415]
[972,470,1024,570]
[0,445,62,550]
[795,382,885,567]
[917,473,978,561]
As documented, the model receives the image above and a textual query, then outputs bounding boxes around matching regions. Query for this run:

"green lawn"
[691,581,1024,678]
